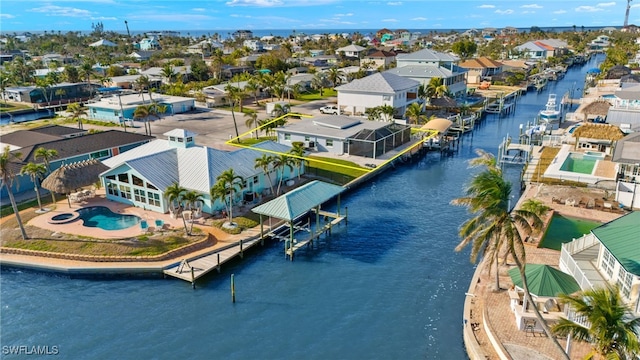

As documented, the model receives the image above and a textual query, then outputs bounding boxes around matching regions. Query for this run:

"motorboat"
[538,94,561,129]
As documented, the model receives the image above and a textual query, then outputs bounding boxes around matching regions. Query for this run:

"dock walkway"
[163,235,264,285]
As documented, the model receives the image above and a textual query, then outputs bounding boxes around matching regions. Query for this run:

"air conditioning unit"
[306,141,315,148]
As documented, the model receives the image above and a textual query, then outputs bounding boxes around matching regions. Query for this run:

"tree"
[161,63,177,84]
[0,71,11,105]
[404,102,427,124]
[272,154,295,195]
[35,77,53,106]
[254,154,276,196]
[181,190,204,235]
[79,61,94,85]
[271,103,291,118]
[134,75,152,103]
[327,67,345,88]
[20,163,47,212]
[67,103,87,130]
[451,149,568,359]
[552,286,640,359]
[189,58,210,81]
[164,182,186,219]
[0,146,28,240]
[451,39,478,59]
[244,111,259,139]
[289,142,307,180]
[244,79,260,106]
[378,104,395,122]
[311,72,329,96]
[133,104,159,136]
[213,168,243,224]
[225,84,242,142]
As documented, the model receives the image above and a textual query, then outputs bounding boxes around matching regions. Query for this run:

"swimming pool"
[539,214,601,250]
[560,153,602,174]
[75,206,141,231]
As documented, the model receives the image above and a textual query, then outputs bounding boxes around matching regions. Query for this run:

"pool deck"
[543,144,617,184]
[463,183,625,360]
[0,190,271,275]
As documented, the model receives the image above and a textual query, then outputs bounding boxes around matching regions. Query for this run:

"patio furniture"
[524,319,537,335]
[586,198,595,209]
[140,220,149,232]
[603,202,612,211]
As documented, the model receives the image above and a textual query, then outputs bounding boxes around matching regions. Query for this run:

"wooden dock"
[163,236,263,286]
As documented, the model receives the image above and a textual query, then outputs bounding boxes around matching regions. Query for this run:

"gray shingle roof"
[396,49,459,62]
[384,65,455,79]
[335,72,419,94]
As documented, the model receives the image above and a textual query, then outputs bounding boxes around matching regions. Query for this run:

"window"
[326,139,333,147]
[284,133,291,141]
[169,136,176,141]
[114,110,119,116]
[304,136,310,142]
[146,183,158,190]
[90,150,109,159]
[119,185,131,199]
[617,267,633,298]
[107,182,118,196]
[106,174,116,180]
[178,137,184,143]
[253,176,259,184]
[147,192,160,207]
[132,175,144,187]
[134,188,146,203]
[383,95,391,101]
[117,173,129,183]
[601,249,615,278]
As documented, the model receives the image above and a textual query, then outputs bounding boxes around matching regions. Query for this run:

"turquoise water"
[0,54,603,360]
[76,206,141,230]
[560,153,598,174]
[539,214,601,250]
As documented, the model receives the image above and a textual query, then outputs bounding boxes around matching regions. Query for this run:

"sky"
[1,0,639,33]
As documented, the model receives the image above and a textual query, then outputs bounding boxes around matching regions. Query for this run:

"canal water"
[0,55,602,359]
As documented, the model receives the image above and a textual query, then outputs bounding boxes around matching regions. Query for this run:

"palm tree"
[20,163,47,212]
[289,142,307,180]
[134,75,152,102]
[311,72,329,96]
[164,182,185,218]
[271,103,291,118]
[255,154,276,196]
[67,103,87,130]
[79,61,94,85]
[0,146,28,240]
[404,102,427,124]
[34,147,58,203]
[214,168,243,224]
[272,153,295,196]
[378,104,395,122]
[160,63,177,84]
[133,104,159,136]
[417,83,429,106]
[181,190,204,235]
[451,149,568,359]
[326,67,345,88]
[0,71,11,105]
[225,84,241,142]
[244,111,259,139]
[244,79,260,105]
[552,286,640,359]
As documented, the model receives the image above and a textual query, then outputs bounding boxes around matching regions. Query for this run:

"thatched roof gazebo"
[429,96,458,109]
[572,123,625,141]
[41,159,109,206]
[579,100,611,121]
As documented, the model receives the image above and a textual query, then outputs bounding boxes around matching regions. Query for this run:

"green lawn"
[0,102,32,113]
[297,89,337,101]
[306,156,368,184]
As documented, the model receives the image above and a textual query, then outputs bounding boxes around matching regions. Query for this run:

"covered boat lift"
[252,180,347,260]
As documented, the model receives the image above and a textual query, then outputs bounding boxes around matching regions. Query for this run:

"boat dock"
[163,236,264,287]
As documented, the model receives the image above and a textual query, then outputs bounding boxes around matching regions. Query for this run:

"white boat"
[538,94,561,128]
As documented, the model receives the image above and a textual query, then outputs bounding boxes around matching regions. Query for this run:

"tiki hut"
[41,159,108,206]
[572,123,625,154]
[579,99,611,121]
[605,65,631,80]
[429,96,458,109]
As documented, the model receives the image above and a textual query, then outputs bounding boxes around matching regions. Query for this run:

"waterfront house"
[0,125,153,200]
[559,212,640,317]
[2,82,99,105]
[86,93,195,123]
[514,39,568,60]
[459,57,504,84]
[612,132,640,209]
[335,72,420,118]
[387,48,467,97]
[100,129,297,214]
[137,36,161,51]
[274,115,411,158]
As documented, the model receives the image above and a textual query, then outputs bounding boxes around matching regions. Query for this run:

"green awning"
[251,180,344,221]
[508,264,580,298]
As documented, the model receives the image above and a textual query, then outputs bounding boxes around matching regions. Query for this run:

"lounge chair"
[140,220,149,232]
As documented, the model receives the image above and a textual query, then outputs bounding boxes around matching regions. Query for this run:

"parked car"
[319,105,339,115]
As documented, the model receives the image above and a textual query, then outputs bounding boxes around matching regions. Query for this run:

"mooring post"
[345,206,348,225]
[191,267,195,289]
[240,239,244,259]
[231,274,236,303]
[216,253,221,273]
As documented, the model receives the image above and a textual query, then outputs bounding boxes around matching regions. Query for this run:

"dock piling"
[231,274,236,303]
[191,267,195,289]
[240,239,244,259]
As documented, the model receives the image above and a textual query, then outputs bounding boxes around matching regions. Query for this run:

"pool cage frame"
[346,123,411,159]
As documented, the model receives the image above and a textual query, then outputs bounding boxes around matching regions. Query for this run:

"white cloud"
[128,13,217,22]
[28,5,92,18]
[632,3,640,8]
[495,9,514,15]
[335,13,353,17]
[192,8,206,12]
[91,16,117,20]
[226,0,283,6]
[575,5,603,12]
[521,4,542,8]
[382,18,398,22]
[521,10,535,14]
[553,9,567,14]
[411,17,427,21]
[477,4,495,8]
[596,2,616,7]
[387,1,402,5]
[0,14,15,19]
